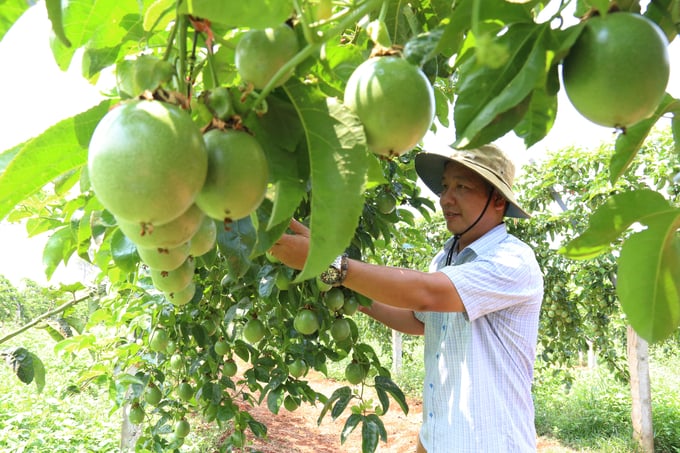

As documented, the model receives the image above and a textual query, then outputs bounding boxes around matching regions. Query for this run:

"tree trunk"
[627,326,654,453]
[120,366,142,451]
[392,329,402,375]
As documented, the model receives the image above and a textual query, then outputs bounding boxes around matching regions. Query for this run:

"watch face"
[320,268,341,285]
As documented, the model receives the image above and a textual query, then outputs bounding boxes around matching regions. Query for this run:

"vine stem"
[177,14,188,98]
[248,0,383,115]
[293,0,316,45]
[0,294,90,346]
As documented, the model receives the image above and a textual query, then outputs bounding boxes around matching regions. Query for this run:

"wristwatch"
[319,253,349,287]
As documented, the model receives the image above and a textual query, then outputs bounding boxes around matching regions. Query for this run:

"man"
[269,144,544,452]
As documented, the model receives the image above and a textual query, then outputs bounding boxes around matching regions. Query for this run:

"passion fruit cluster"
[235,22,435,159]
[87,99,269,305]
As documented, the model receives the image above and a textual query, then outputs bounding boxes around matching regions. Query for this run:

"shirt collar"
[444,223,508,264]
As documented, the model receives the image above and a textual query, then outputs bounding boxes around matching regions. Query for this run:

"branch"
[0,293,91,345]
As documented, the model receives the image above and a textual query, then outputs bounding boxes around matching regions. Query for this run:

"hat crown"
[413,143,530,218]
[452,144,515,191]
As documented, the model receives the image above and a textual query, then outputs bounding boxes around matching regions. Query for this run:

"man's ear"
[492,192,507,211]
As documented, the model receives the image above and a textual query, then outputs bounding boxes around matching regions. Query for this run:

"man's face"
[439,162,492,234]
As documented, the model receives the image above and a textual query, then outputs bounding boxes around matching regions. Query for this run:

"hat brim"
[415,153,530,219]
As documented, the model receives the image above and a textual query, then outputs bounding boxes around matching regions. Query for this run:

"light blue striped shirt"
[414,223,543,452]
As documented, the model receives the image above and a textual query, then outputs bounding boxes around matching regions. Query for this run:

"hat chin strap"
[445,189,494,265]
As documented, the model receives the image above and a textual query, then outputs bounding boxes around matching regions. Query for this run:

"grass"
[532,346,680,453]
[2,325,679,452]
[0,326,120,452]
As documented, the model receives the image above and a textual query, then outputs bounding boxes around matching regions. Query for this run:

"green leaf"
[29,352,46,393]
[672,113,680,156]
[0,0,31,43]
[317,385,351,425]
[436,0,536,58]
[374,375,408,415]
[36,322,67,342]
[110,228,138,274]
[0,101,111,222]
[453,23,548,148]
[268,179,305,230]
[178,0,293,28]
[0,143,22,176]
[618,211,680,343]
[340,413,362,444]
[5,347,34,384]
[433,86,450,129]
[247,418,268,438]
[331,386,354,419]
[610,95,680,184]
[284,81,368,281]
[116,55,174,99]
[588,0,611,16]
[403,28,445,66]
[216,216,257,279]
[143,0,174,32]
[46,0,71,46]
[560,190,672,260]
[50,0,143,73]
[361,414,386,453]
[251,199,292,257]
[244,96,306,230]
[43,226,76,280]
[267,387,283,414]
[513,83,557,148]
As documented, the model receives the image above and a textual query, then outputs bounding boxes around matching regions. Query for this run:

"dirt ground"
[209,369,574,453]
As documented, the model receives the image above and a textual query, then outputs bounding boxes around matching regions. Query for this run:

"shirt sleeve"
[438,245,542,322]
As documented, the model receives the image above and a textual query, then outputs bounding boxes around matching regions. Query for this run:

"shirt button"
[429,383,434,389]
[436,353,440,359]
[429,412,434,418]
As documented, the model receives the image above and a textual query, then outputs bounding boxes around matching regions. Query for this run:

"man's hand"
[268,219,310,270]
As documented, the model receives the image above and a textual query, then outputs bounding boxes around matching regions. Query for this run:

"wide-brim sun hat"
[414,144,530,219]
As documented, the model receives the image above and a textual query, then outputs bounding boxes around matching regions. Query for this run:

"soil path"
[211,369,572,452]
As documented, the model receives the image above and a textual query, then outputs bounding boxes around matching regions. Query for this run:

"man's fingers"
[289,219,310,237]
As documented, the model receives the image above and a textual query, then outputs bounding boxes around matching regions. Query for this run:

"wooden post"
[392,329,402,375]
[627,326,654,453]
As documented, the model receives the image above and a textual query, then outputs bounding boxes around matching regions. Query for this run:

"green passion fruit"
[196,129,269,222]
[288,358,308,378]
[144,384,162,406]
[164,281,196,306]
[345,361,366,385]
[344,56,435,157]
[174,418,191,438]
[150,257,195,293]
[128,405,145,424]
[235,24,299,89]
[330,317,351,342]
[293,309,320,335]
[88,100,208,226]
[188,216,217,257]
[562,12,670,128]
[137,242,190,271]
[243,318,266,343]
[117,204,204,249]
[149,329,169,352]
